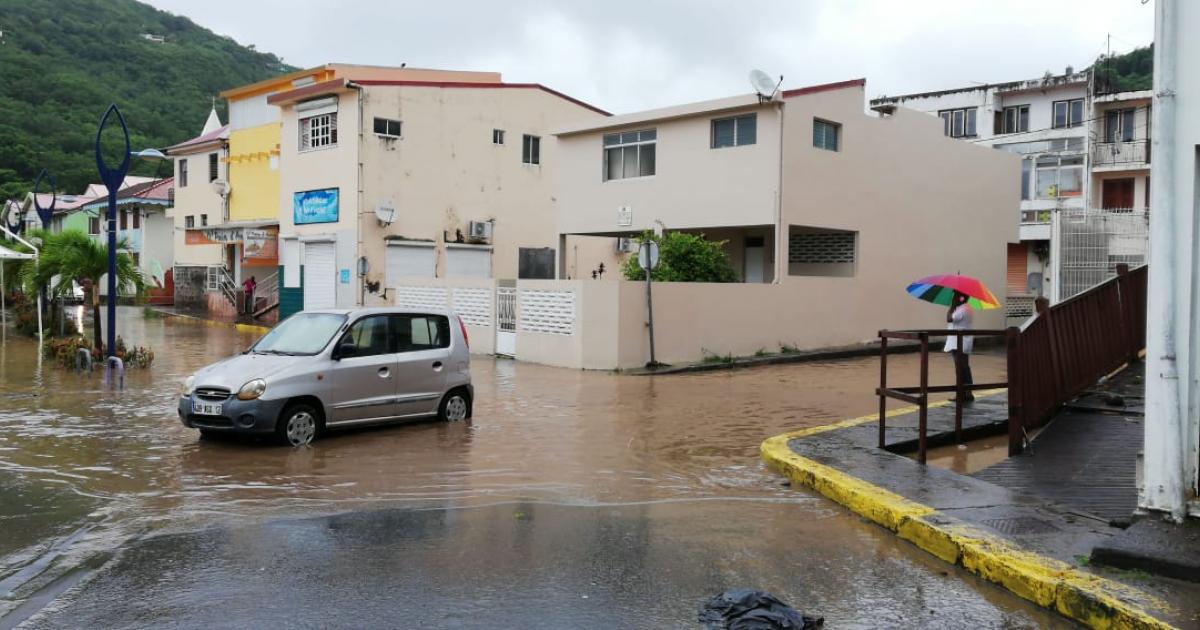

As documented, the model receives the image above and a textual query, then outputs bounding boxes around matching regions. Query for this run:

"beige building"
[165,109,228,312]
[514,78,1020,368]
[265,65,619,318]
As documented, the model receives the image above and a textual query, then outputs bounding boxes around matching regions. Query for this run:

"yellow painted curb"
[151,309,271,335]
[761,409,1175,629]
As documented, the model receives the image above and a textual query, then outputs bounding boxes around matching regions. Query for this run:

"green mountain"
[1092,45,1153,95]
[0,0,294,200]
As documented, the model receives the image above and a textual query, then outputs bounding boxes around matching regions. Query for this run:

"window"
[89,215,101,234]
[788,227,858,278]
[394,314,451,351]
[337,315,392,357]
[119,209,127,230]
[200,214,208,226]
[179,159,188,187]
[132,210,140,229]
[1001,105,1030,134]
[300,113,338,150]
[813,119,840,151]
[185,215,194,228]
[253,312,347,355]
[1104,108,1136,142]
[373,117,401,138]
[522,134,541,165]
[1052,99,1085,129]
[603,129,656,180]
[1035,155,1084,199]
[1020,158,1031,201]
[938,108,977,138]
[208,153,219,182]
[711,114,757,148]
[493,129,505,145]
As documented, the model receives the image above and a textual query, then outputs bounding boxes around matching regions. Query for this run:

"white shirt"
[944,304,974,354]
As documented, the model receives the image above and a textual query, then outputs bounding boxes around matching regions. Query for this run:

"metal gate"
[496,286,516,357]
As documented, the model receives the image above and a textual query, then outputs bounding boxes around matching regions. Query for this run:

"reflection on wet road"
[0,310,1072,627]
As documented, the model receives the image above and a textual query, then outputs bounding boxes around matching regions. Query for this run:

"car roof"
[299,307,456,318]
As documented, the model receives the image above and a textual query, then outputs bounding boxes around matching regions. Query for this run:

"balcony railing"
[1091,140,1150,168]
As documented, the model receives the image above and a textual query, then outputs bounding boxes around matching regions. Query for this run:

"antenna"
[375,201,397,226]
[750,69,783,102]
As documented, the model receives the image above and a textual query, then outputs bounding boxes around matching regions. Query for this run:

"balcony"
[1091,140,1150,169]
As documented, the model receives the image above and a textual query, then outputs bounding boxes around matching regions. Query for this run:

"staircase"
[252,270,279,319]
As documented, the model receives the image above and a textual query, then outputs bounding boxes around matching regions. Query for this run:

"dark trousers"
[244,290,254,313]
[951,350,973,400]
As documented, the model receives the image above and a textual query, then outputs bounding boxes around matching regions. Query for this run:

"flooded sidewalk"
[0,308,1075,627]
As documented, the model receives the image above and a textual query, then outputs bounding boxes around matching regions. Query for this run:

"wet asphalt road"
[0,309,1074,628]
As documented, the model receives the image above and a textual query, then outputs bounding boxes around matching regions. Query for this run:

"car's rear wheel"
[277,403,321,446]
[439,390,470,422]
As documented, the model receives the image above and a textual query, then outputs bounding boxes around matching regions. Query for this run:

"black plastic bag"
[698,589,823,629]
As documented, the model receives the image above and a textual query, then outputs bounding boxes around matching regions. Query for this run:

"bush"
[621,231,738,283]
[42,335,154,369]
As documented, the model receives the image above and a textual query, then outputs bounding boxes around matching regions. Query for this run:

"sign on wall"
[617,205,633,227]
[243,228,277,259]
[294,188,339,225]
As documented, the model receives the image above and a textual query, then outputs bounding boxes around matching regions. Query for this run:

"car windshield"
[251,313,346,355]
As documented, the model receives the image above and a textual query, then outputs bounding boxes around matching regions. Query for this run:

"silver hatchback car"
[178,307,473,446]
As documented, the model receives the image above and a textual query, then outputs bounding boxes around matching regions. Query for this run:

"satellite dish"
[750,69,781,100]
[375,202,397,226]
[211,179,230,197]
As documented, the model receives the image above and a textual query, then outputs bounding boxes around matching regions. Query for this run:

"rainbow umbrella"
[906,274,1000,310]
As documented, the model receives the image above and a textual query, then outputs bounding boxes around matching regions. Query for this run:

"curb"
[760,408,1175,630]
[148,308,271,335]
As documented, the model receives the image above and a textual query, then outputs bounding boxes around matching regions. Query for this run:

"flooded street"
[0,309,1074,628]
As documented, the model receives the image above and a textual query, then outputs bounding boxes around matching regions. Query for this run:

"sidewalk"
[146,306,271,335]
[761,386,1200,628]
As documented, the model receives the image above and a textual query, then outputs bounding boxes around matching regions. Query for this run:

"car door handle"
[378,367,390,378]
[432,361,443,370]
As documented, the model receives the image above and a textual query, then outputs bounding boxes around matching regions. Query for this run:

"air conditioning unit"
[468,220,493,240]
[615,237,636,253]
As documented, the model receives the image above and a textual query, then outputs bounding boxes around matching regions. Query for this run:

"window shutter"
[712,119,735,147]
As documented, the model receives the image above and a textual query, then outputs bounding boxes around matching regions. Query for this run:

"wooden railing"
[1006,264,1146,454]
[877,264,1146,464]
[876,329,1009,464]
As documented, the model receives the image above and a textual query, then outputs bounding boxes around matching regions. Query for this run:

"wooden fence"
[1006,264,1146,454]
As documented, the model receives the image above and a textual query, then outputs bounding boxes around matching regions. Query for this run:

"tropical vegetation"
[1092,45,1153,94]
[0,0,293,200]
[3,228,145,352]
[622,231,739,283]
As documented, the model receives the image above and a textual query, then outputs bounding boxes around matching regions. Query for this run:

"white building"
[871,71,1092,312]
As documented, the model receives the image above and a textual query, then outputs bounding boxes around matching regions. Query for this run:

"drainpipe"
[1143,0,1186,521]
[349,81,365,306]
[774,97,785,284]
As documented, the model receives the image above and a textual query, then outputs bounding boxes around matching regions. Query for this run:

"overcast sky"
[144,0,1154,114]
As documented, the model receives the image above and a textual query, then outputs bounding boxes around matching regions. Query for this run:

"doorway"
[743,237,765,283]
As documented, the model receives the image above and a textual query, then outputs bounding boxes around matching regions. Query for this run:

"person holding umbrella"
[906,273,1000,404]
[945,290,974,402]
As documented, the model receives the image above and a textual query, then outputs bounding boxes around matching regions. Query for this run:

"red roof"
[780,78,866,99]
[166,125,230,153]
[268,78,610,116]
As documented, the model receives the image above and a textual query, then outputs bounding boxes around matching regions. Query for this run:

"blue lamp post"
[94,104,165,358]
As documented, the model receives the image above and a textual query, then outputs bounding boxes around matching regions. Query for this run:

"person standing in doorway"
[945,291,974,402]
[243,275,256,314]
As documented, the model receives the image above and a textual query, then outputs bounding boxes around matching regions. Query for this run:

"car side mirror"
[334,340,357,360]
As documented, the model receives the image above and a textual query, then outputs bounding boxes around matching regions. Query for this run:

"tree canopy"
[0,0,294,200]
[622,231,738,283]
[1092,45,1153,95]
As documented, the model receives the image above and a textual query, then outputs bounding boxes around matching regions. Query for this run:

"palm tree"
[20,229,144,351]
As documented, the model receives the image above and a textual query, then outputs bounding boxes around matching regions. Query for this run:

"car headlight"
[182,375,195,396]
[237,378,267,401]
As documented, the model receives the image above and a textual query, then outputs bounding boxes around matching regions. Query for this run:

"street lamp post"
[93,104,166,359]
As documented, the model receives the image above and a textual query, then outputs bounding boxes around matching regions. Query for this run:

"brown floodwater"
[1,309,1075,627]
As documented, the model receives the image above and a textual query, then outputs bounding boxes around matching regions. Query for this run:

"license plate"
[192,400,222,416]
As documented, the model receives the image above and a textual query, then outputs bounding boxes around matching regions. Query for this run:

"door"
[743,237,765,283]
[385,243,436,287]
[327,315,398,424]
[444,246,492,278]
[392,313,452,416]
[1006,243,1028,294]
[1102,178,1135,211]
[495,286,516,357]
[304,241,336,310]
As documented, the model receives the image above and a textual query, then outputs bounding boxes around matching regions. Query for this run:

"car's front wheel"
[439,390,470,422]
[276,403,321,446]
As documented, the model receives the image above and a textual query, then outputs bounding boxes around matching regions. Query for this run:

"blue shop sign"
[294,188,339,225]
